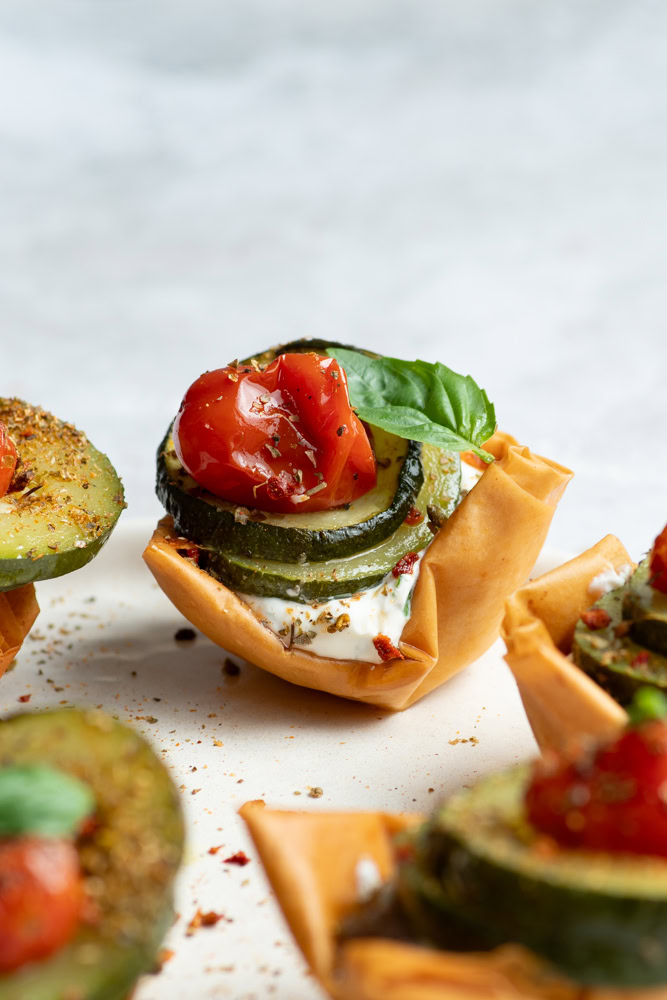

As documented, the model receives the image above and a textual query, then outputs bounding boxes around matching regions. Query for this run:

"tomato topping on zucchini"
[0,710,184,998]
[527,708,667,857]
[651,523,667,594]
[174,353,377,513]
[0,424,17,500]
[0,838,84,973]
[392,694,667,989]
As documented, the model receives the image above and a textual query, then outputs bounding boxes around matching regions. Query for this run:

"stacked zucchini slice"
[573,558,667,703]
[398,767,667,987]
[157,342,462,602]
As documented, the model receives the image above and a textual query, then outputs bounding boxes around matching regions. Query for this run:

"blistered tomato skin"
[173,353,377,513]
[0,837,84,972]
[0,422,17,499]
[526,721,667,857]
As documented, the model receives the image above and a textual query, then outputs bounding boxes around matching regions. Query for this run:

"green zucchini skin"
[0,399,125,592]
[157,427,424,564]
[624,560,667,656]
[399,768,667,987]
[572,559,667,704]
[0,709,184,1000]
[200,444,460,601]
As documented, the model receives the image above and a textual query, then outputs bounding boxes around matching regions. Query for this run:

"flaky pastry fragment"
[503,535,633,753]
[0,584,39,677]
[144,432,571,708]
[241,802,654,1000]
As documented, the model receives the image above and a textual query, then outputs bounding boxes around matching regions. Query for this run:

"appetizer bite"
[504,524,667,752]
[144,340,571,709]
[0,400,124,676]
[0,707,184,1000]
[242,691,667,998]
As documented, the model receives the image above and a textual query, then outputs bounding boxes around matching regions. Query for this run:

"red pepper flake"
[185,909,224,936]
[223,851,250,866]
[208,845,223,855]
[17,694,31,703]
[392,552,419,578]
[178,547,200,563]
[580,608,612,630]
[166,535,200,564]
[631,651,651,668]
[266,474,298,500]
[373,634,405,662]
[403,505,423,526]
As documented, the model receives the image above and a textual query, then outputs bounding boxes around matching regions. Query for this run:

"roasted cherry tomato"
[650,523,667,594]
[0,422,17,499]
[174,353,377,513]
[526,720,667,857]
[0,837,84,971]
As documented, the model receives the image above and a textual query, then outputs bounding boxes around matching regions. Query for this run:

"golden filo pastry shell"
[503,535,634,753]
[241,802,659,1000]
[143,431,572,709]
[0,584,39,677]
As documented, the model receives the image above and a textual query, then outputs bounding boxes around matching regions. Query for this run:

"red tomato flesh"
[174,353,377,513]
[0,837,83,972]
[0,422,17,499]
[651,523,667,594]
[526,721,667,857]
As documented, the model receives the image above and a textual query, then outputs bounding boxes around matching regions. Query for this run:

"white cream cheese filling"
[239,457,485,664]
[588,563,633,598]
[239,552,424,664]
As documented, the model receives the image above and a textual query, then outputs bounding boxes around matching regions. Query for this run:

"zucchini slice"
[572,559,667,704]
[0,708,183,1000]
[624,559,667,656]
[201,445,460,601]
[157,425,423,564]
[0,400,125,592]
[400,767,667,987]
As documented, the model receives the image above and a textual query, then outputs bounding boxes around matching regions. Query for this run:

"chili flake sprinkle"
[404,505,423,525]
[580,608,612,630]
[224,851,250,866]
[392,552,419,578]
[373,634,405,662]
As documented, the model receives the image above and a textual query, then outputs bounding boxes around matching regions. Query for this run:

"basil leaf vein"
[328,348,496,461]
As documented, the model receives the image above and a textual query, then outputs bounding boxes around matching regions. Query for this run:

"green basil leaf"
[0,765,94,838]
[328,349,496,462]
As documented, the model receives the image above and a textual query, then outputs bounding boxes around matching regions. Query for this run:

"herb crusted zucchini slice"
[0,400,125,592]
[400,767,667,987]
[200,443,460,601]
[158,425,424,564]
[0,708,183,1000]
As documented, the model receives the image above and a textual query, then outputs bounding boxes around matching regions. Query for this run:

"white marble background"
[2,0,666,559]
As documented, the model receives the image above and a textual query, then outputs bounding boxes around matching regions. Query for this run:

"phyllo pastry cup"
[241,801,646,1000]
[144,432,571,709]
[0,584,38,677]
[503,535,634,753]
